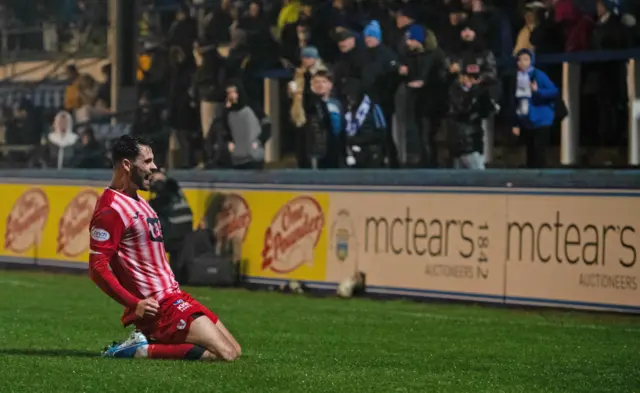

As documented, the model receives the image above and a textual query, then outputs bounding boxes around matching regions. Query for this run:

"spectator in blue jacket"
[512,48,558,169]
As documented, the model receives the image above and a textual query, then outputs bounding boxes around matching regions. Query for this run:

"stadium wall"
[0,169,639,314]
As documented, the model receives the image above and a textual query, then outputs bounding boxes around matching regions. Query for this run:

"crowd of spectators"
[1,0,107,55]
[1,0,640,170]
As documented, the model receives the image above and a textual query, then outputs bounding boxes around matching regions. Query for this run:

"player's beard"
[131,166,151,191]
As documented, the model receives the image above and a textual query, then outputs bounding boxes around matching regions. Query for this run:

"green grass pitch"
[0,270,638,393]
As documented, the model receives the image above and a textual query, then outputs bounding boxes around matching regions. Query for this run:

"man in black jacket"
[446,63,495,169]
[331,29,367,103]
[395,23,448,168]
[362,20,400,167]
[149,169,194,280]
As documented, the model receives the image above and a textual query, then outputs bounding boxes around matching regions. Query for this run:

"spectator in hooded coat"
[213,80,271,170]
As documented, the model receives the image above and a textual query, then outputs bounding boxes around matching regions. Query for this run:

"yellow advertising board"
[326,192,507,301]
[184,188,329,282]
[0,184,328,283]
[0,184,105,263]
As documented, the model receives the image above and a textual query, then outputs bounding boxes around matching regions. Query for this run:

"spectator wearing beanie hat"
[290,46,328,127]
[393,5,444,162]
[395,6,439,56]
[363,20,382,47]
[362,19,401,167]
[395,23,449,168]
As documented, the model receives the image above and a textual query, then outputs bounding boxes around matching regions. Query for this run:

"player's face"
[130,145,157,191]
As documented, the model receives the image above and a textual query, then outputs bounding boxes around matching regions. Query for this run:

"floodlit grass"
[0,270,638,393]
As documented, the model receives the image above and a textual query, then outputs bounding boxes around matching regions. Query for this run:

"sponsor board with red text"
[192,190,329,281]
[5,187,50,256]
[0,185,102,262]
[57,190,100,257]
[212,193,252,242]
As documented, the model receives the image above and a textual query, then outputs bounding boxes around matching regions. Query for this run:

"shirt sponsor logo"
[90,227,110,242]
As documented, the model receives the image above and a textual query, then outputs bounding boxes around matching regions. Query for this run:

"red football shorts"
[135,291,219,344]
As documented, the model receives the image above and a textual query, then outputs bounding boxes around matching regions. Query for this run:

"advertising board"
[505,193,640,309]
[326,192,507,301]
[1,179,638,313]
[185,189,329,282]
[1,184,104,263]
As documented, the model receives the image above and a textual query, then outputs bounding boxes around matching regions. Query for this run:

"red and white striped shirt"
[88,188,179,326]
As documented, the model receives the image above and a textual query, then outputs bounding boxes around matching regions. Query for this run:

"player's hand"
[135,298,159,319]
[399,65,408,75]
[512,127,520,136]
[531,81,538,92]
[449,63,460,74]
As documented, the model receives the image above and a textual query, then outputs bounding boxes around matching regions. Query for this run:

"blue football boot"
[102,330,148,358]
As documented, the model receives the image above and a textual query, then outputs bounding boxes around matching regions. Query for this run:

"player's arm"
[88,208,141,308]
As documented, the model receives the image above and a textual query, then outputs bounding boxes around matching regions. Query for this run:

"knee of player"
[219,347,239,361]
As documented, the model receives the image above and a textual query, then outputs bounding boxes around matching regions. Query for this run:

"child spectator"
[512,48,559,168]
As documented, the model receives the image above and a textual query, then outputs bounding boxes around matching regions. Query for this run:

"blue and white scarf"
[344,95,371,137]
[516,67,533,116]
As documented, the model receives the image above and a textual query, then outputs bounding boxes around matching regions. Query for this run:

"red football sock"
[146,344,206,360]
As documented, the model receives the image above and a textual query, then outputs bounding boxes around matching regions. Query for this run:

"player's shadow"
[0,348,98,358]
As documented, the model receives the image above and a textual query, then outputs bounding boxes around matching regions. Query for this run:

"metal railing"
[0,24,107,65]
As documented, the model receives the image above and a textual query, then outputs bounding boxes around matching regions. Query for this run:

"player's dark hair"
[110,135,150,166]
